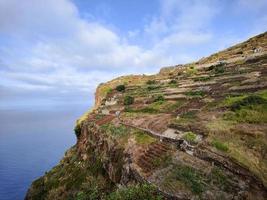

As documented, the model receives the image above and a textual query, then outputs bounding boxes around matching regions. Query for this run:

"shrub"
[183,132,197,144]
[147,85,160,91]
[146,80,157,85]
[230,95,266,111]
[181,110,198,119]
[214,65,225,74]
[193,76,211,82]
[100,123,129,137]
[186,66,197,76]
[169,79,177,85]
[134,131,156,145]
[116,84,125,92]
[153,95,165,102]
[212,140,229,152]
[124,96,134,105]
[186,90,205,97]
[107,88,113,95]
[74,124,81,138]
[224,105,267,123]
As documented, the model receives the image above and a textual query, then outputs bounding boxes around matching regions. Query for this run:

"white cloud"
[0,0,266,107]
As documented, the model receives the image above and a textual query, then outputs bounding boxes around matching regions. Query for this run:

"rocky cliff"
[26,32,267,200]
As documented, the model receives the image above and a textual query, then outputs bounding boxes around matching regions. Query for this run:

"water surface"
[0,105,89,200]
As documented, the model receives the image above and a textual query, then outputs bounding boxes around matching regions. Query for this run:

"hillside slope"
[26,32,267,200]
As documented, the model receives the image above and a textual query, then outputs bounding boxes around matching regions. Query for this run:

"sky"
[0,0,267,109]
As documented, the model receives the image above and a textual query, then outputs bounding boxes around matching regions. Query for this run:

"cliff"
[26,32,267,200]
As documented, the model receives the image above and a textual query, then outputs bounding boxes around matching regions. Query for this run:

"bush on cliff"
[74,124,81,138]
[116,84,125,92]
[124,96,134,105]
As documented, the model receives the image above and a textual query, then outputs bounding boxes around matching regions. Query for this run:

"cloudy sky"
[0,0,266,109]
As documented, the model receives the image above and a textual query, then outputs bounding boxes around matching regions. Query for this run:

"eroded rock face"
[77,122,125,183]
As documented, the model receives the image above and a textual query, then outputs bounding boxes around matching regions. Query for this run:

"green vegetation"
[100,123,129,137]
[153,95,165,102]
[224,105,267,123]
[116,84,125,92]
[147,85,160,91]
[124,96,134,105]
[125,106,158,114]
[221,94,248,107]
[168,79,177,85]
[208,63,225,74]
[186,90,205,97]
[152,153,172,169]
[258,90,267,99]
[28,147,113,200]
[186,66,197,76]
[210,167,231,191]
[229,95,266,111]
[74,124,82,138]
[172,165,205,194]
[211,140,229,152]
[180,110,198,119]
[125,100,184,114]
[222,94,267,123]
[182,132,197,144]
[107,184,163,200]
[146,80,157,85]
[193,76,211,82]
[134,131,156,145]
[99,85,113,97]
[214,65,225,74]
[107,88,113,95]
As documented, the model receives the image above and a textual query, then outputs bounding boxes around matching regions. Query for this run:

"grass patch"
[152,153,172,169]
[172,165,205,194]
[125,106,159,114]
[257,89,267,99]
[221,93,267,123]
[146,80,157,85]
[153,94,165,102]
[125,100,184,114]
[182,132,197,144]
[211,140,229,152]
[221,94,248,107]
[100,123,129,137]
[147,85,160,91]
[230,95,266,111]
[193,76,211,82]
[180,110,198,119]
[134,131,156,145]
[186,90,205,97]
[223,104,267,123]
[186,66,197,76]
[210,167,231,191]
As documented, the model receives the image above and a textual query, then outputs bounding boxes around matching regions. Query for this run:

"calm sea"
[0,105,89,200]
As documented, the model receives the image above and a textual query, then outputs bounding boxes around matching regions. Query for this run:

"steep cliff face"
[26,32,267,200]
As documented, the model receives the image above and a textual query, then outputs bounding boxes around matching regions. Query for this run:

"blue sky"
[0,0,266,109]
